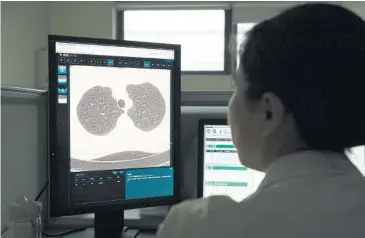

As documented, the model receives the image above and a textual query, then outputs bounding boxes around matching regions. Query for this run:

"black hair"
[240,3,365,152]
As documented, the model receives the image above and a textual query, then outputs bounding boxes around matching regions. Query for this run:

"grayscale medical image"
[77,86,124,136]
[126,82,166,132]
[69,66,171,172]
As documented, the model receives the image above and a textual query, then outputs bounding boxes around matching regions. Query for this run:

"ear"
[261,92,285,136]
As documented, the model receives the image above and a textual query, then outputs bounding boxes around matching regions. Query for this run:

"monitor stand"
[94,211,124,238]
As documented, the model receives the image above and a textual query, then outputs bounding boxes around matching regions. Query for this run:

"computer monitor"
[198,119,365,202]
[48,35,181,237]
[198,119,265,202]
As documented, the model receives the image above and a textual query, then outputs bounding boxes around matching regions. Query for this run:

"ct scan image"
[69,65,171,172]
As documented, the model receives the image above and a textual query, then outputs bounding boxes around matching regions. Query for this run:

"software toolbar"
[58,54,173,70]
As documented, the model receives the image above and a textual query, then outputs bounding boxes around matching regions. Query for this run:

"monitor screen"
[48,36,181,216]
[201,123,265,202]
[199,122,365,203]
[346,146,365,175]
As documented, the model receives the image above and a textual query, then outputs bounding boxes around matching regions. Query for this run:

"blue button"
[144,61,151,68]
[107,59,114,66]
[58,88,68,95]
[58,65,68,75]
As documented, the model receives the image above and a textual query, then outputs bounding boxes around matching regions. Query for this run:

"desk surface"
[44,207,168,238]
[44,228,156,238]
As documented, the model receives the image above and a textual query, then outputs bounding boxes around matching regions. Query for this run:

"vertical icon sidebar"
[57,65,68,104]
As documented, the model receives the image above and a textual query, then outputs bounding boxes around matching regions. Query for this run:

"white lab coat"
[157,151,365,238]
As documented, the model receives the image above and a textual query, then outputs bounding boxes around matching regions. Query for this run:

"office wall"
[49,2,116,39]
[1,1,50,227]
[1,99,47,227]
[1,2,49,88]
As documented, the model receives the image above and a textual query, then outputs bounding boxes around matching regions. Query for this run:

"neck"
[262,139,309,170]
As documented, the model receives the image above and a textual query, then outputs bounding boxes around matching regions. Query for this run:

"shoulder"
[157,196,236,238]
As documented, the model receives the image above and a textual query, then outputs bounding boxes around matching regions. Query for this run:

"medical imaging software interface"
[54,42,175,205]
[203,125,265,202]
[203,125,365,202]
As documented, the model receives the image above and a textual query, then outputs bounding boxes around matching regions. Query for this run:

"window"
[235,23,256,69]
[119,9,232,73]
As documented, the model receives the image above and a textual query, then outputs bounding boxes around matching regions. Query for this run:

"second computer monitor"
[198,119,265,202]
[198,119,365,202]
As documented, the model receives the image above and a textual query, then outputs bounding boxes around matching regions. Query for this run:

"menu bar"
[56,42,175,60]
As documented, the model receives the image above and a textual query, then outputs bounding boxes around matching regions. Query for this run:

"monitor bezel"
[48,35,181,217]
[197,118,228,198]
